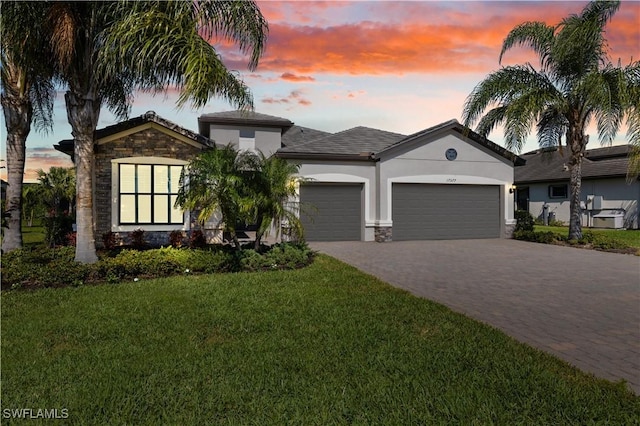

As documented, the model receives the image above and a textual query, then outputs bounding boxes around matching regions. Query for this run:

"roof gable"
[375,119,524,165]
[54,111,214,158]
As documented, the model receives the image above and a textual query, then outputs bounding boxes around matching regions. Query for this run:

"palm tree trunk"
[1,95,32,252]
[66,90,100,263]
[567,128,586,241]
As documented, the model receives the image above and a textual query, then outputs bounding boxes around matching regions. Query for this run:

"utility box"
[592,209,625,229]
[586,195,603,210]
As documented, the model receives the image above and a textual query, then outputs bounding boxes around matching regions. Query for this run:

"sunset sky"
[1,0,639,182]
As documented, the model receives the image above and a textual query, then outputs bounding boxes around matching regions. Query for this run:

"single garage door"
[300,183,362,241]
[392,183,500,240]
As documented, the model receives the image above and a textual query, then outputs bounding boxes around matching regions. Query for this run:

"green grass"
[21,225,45,245]
[535,225,640,248]
[2,256,638,424]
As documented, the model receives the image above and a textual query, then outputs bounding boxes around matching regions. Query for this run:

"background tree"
[39,0,267,263]
[1,2,56,252]
[176,146,252,250]
[36,166,76,247]
[22,184,46,227]
[245,152,305,250]
[463,0,639,240]
[37,167,76,216]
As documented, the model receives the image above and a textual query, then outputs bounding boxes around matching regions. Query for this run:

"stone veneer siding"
[94,128,204,248]
[375,226,393,242]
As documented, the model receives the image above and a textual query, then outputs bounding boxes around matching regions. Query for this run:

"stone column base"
[375,226,392,242]
[504,223,516,239]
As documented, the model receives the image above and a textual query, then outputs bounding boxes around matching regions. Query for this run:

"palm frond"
[537,106,568,149]
[499,22,554,67]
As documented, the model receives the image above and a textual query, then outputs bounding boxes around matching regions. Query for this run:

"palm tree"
[37,167,76,216]
[43,0,267,262]
[22,184,45,227]
[463,0,639,240]
[176,146,251,250]
[1,2,56,252]
[245,152,305,250]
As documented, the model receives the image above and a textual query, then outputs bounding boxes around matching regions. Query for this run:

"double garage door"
[299,183,500,241]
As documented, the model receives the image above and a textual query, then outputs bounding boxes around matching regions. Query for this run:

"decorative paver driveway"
[311,239,640,394]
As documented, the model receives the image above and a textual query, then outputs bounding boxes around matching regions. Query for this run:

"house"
[55,110,524,246]
[199,111,524,242]
[514,145,639,229]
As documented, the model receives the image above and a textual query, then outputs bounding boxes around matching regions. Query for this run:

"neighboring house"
[56,110,525,247]
[514,145,639,229]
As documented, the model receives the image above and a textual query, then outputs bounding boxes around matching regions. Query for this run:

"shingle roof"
[515,145,631,183]
[198,110,293,137]
[277,119,525,165]
[53,111,214,158]
[277,126,406,159]
[281,125,332,147]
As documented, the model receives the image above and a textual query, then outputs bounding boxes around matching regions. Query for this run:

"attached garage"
[300,183,362,241]
[392,183,500,240]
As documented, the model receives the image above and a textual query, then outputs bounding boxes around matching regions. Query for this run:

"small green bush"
[513,230,564,244]
[1,246,89,288]
[514,210,535,232]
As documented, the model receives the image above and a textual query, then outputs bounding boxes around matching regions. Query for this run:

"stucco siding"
[208,124,281,155]
[378,133,514,229]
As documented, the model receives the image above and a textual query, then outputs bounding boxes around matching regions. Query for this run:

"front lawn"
[2,256,638,424]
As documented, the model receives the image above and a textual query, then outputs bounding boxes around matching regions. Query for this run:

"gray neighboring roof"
[515,145,631,183]
[198,110,294,137]
[277,126,406,161]
[54,111,214,158]
[281,125,332,147]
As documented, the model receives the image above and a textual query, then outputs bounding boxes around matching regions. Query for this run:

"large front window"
[119,164,184,224]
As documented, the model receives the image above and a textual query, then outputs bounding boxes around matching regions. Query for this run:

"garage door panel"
[393,184,500,240]
[300,184,362,241]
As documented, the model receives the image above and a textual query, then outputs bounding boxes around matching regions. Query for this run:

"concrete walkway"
[311,239,640,394]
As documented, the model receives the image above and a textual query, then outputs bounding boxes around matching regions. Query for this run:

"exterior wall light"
[509,184,517,194]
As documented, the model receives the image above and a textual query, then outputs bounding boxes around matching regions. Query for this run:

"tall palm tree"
[245,152,305,250]
[176,146,251,250]
[463,0,639,240]
[1,2,56,252]
[44,0,267,263]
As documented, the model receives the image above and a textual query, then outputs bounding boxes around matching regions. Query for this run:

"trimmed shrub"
[1,243,315,289]
[514,210,535,232]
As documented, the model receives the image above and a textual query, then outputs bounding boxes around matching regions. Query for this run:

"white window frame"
[111,157,190,232]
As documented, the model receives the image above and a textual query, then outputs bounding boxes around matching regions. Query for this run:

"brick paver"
[311,239,640,394]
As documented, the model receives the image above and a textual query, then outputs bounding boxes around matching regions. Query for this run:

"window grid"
[119,164,184,225]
